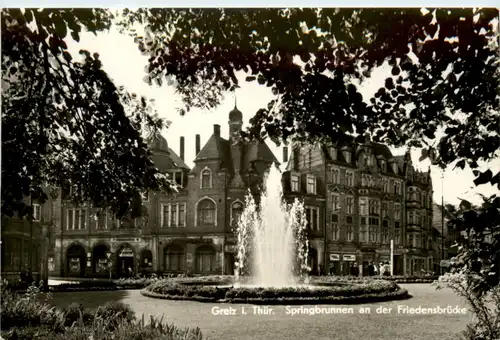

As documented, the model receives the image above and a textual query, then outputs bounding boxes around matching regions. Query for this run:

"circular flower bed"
[141,276,411,304]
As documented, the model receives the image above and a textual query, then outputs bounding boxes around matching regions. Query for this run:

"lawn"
[46,284,471,340]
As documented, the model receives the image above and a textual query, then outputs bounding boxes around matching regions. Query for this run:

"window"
[330,147,337,160]
[165,245,185,271]
[394,203,401,220]
[382,179,388,193]
[369,200,380,215]
[392,163,398,174]
[394,181,401,195]
[307,175,316,194]
[346,196,354,214]
[196,246,216,273]
[382,227,389,244]
[33,204,41,221]
[332,225,339,240]
[408,234,414,248]
[395,230,401,245]
[367,155,374,166]
[332,193,340,212]
[422,193,427,208]
[161,203,187,227]
[231,202,244,226]
[201,168,212,188]
[359,198,368,215]
[178,203,185,226]
[359,224,367,242]
[96,211,108,229]
[346,225,354,242]
[342,150,351,163]
[197,199,216,226]
[369,176,376,187]
[306,207,319,231]
[382,202,388,217]
[173,171,184,187]
[361,175,367,187]
[291,175,300,192]
[369,226,377,243]
[67,209,86,230]
[346,172,353,186]
[380,160,386,171]
[330,168,339,184]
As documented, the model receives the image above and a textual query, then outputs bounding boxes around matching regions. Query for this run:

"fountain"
[143,164,410,304]
[234,164,310,287]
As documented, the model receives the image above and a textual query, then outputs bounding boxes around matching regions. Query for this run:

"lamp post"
[106,251,112,280]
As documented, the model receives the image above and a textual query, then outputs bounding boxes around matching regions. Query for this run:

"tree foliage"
[1,8,176,219]
[447,195,500,295]
[119,7,499,185]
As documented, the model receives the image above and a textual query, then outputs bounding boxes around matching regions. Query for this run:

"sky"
[65,22,499,207]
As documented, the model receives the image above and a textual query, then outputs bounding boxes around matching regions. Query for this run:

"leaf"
[419,148,429,162]
[71,31,80,42]
[459,199,472,211]
[473,169,493,186]
[54,16,68,39]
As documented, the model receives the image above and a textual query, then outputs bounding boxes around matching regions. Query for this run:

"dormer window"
[330,147,337,161]
[380,160,386,171]
[174,171,184,187]
[343,150,351,163]
[306,175,316,195]
[392,163,398,174]
[291,174,300,192]
[201,168,212,189]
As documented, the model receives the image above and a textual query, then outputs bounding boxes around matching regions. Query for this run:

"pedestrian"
[367,262,374,276]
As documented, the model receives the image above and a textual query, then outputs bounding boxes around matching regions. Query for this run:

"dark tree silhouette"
[120,8,499,184]
[1,9,176,218]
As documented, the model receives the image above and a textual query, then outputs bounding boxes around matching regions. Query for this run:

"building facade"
[46,106,278,278]
[9,106,440,279]
[283,136,434,276]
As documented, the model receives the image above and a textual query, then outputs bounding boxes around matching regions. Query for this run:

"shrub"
[437,273,500,340]
[94,301,135,329]
[143,276,408,304]
[63,303,94,327]
[1,282,65,331]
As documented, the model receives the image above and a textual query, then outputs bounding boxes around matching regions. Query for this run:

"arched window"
[196,245,216,273]
[197,198,216,226]
[201,168,212,188]
[231,201,244,227]
[164,245,185,271]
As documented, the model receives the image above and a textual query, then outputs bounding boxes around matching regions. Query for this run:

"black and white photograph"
[1,7,499,340]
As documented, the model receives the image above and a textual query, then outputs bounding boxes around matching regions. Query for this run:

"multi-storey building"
[44,105,277,278]
[3,105,438,280]
[282,135,434,276]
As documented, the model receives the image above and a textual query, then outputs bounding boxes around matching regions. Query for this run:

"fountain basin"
[141,276,411,305]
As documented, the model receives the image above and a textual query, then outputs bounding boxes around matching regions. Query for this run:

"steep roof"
[193,128,278,180]
[146,132,190,172]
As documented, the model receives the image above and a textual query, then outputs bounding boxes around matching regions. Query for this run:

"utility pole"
[441,171,445,275]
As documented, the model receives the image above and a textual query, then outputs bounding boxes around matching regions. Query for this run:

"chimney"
[180,136,185,161]
[283,146,289,163]
[195,134,200,155]
[214,124,221,136]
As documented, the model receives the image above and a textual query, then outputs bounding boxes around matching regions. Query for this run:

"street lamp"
[106,251,112,280]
